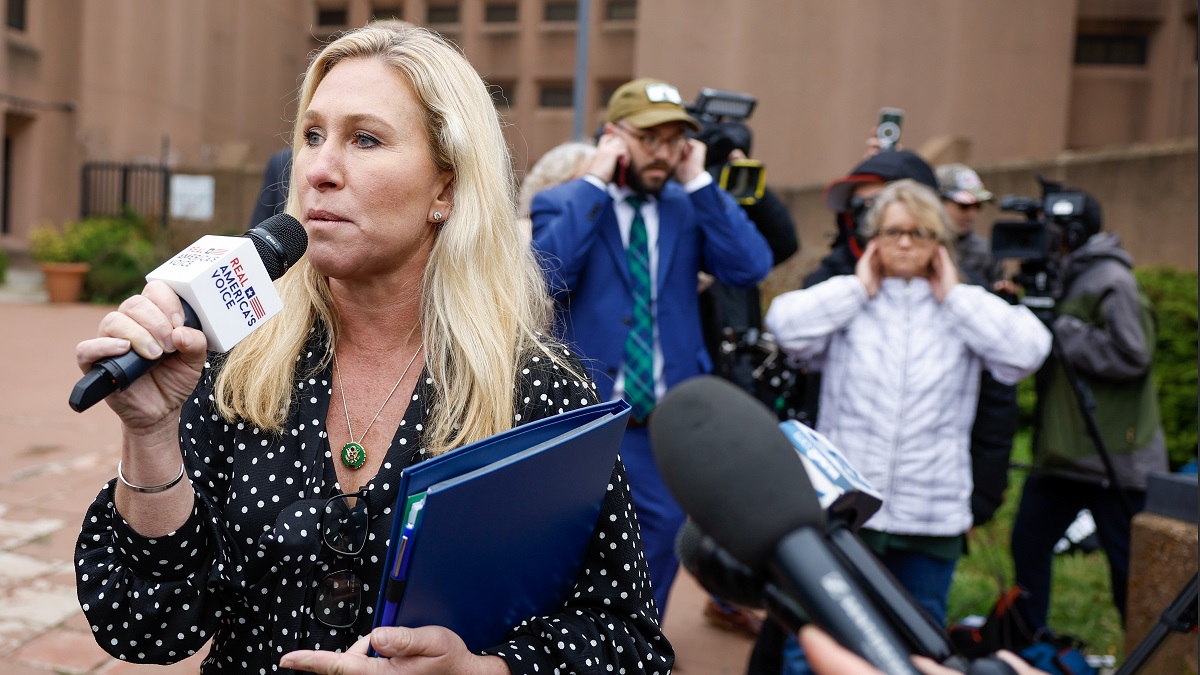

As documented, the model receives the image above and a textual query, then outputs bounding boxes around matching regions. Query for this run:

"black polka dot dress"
[76,329,674,674]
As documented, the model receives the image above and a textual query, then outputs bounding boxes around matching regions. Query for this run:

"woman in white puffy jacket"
[764,179,1052,626]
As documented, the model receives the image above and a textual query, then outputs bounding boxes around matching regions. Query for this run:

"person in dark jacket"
[248,147,293,228]
[697,121,800,409]
[936,163,1004,285]
[695,121,799,637]
[1011,193,1167,631]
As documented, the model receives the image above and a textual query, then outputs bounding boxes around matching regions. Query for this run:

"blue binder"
[371,400,630,652]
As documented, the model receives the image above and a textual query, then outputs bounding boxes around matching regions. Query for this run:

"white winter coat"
[765,275,1052,536]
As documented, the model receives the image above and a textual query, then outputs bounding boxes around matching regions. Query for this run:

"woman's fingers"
[76,336,133,373]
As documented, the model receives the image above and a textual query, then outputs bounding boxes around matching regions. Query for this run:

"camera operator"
[695,118,799,408]
[691,115,799,637]
[1008,190,1168,633]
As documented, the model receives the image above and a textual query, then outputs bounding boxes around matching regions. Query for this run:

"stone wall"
[1125,511,1198,675]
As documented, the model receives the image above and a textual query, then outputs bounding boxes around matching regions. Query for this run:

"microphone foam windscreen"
[675,520,765,609]
[674,520,703,573]
[246,214,308,279]
[651,376,824,571]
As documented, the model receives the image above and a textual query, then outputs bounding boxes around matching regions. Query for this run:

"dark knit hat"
[823,150,938,211]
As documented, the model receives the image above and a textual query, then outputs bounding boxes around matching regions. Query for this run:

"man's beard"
[626,159,672,196]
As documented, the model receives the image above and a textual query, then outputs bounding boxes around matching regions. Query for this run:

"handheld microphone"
[69,214,307,412]
[650,376,920,675]
[676,524,1020,675]
[779,420,957,663]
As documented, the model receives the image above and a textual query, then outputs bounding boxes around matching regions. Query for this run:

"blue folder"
[371,399,630,652]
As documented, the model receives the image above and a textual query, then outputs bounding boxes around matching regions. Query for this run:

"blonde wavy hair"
[518,141,596,218]
[215,21,559,456]
[863,179,957,251]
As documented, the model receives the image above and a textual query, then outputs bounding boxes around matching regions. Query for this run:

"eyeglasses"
[615,123,688,154]
[313,488,369,628]
[878,227,936,242]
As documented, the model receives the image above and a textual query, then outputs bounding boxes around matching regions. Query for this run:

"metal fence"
[80,162,169,228]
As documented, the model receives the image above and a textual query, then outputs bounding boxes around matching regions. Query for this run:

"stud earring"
[433,211,443,222]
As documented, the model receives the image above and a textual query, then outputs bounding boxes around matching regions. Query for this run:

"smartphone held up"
[876,107,904,152]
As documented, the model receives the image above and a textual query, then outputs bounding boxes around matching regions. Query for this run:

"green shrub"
[80,213,162,303]
[31,212,163,303]
[1013,267,1197,470]
[1135,266,1198,469]
[29,223,77,262]
[86,237,161,304]
[0,246,8,284]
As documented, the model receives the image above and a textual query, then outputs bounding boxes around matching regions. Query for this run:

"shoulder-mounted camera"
[992,176,1102,313]
[686,88,766,205]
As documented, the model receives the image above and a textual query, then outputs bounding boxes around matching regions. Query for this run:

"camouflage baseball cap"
[936,163,994,204]
[605,78,701,132]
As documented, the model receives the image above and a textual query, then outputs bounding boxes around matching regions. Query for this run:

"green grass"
[948,429,1126,661]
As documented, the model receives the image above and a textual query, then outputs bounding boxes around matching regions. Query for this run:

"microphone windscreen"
[245,213,307,280]
[675,520,765,609]
[651,376,824,571]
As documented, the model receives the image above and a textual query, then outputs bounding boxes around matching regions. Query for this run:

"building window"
[486,3,518,23]
[7,0,25,30]
[606,0,636,21]
[317,6,349,26]
[372,5,403,21]
[544,2,577,22]
[539,84,574,108]
[1075,34,1149,65]
[491,82,516,108]
[428,4,460,24]
[598,82,622,107]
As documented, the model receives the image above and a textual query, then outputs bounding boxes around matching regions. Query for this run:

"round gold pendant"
[341,442,366,469]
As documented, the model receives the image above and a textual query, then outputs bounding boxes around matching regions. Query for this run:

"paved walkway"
[0,267,756,673]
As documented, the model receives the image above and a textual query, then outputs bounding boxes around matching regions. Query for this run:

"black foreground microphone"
[676,522,1020,675]
[651,376,919,675]
[69,214,307,412]
[675,520,808,630]
[782,421,958,664]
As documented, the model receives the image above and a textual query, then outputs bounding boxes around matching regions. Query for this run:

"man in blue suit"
[531,78,773,617]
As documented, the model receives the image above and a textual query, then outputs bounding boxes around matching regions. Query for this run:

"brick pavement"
[0,274,756,673]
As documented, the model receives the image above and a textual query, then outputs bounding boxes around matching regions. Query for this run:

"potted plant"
[29,222,92,302]
[30,214,160,304]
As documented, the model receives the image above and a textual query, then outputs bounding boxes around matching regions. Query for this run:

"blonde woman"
[518,140,596,220]
[765,179,1051,627]
[74,22,670,675]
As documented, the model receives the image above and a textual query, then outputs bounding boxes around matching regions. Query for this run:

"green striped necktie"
[623,195,655,422]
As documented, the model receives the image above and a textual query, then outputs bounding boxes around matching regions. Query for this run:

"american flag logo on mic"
[250,295,266,319]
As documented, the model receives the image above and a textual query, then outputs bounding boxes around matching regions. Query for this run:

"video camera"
[991,176,1092,315]
[686,88,766,205]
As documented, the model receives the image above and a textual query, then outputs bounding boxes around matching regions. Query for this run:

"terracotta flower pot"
[40,262,91,303]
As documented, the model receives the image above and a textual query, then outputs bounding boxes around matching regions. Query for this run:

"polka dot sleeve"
[75,358,241,664]
[481,344,675,673]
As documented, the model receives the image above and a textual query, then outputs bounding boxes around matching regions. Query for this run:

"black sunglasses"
[313,488,369,628]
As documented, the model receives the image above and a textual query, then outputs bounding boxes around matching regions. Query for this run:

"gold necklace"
[334,345,423,470]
